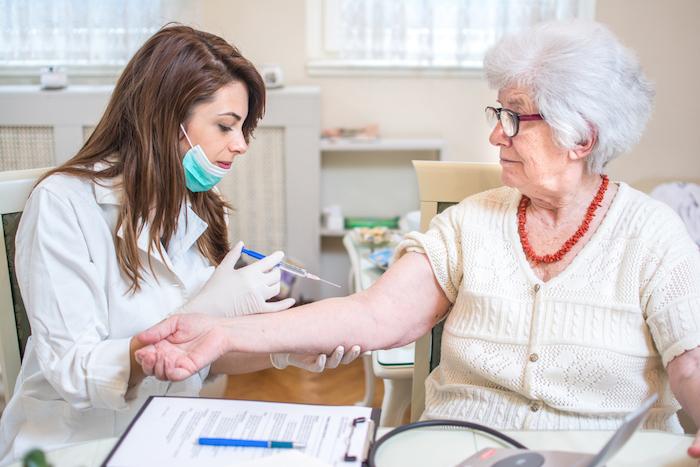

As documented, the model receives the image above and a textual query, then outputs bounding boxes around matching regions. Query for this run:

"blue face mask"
[180,124,231,192]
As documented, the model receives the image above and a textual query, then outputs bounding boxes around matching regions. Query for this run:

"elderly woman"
[136,21,700,459]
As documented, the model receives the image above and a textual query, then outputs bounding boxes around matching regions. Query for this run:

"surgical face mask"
[180,123,231,192]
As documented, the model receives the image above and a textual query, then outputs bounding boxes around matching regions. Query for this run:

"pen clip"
[344,416,374,462]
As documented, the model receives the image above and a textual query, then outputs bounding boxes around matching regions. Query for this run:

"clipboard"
[344,415,378,464]
[101,396,380,466]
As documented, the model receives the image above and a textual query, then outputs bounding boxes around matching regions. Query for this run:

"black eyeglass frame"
[485,106,544,137]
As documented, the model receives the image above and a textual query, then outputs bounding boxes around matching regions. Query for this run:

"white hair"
[483,20,654,173]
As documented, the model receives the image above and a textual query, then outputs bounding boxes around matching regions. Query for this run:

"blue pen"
[198,437,305,449]
[241,247,341,288]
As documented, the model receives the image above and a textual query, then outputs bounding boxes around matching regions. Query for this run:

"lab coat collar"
[120,206,209,271]
[167,205,209,262]
[93,176,121,207]
[92,161,124,206]
[91,162,209,268]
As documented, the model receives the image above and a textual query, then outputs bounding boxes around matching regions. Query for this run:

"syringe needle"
[306,273,341,288]
[242,247,341,288]
[319,278,341,288]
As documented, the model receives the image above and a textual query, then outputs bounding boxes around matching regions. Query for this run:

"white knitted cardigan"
[396,183,700,432]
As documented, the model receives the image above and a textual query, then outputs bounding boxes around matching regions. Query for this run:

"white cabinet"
[0,85,323,300]
[318,138,443,299]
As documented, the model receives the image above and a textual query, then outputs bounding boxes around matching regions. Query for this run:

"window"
[0,0,191,76]
[307,0,596,75]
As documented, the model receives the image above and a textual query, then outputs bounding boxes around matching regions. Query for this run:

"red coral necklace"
[518,174,609,264]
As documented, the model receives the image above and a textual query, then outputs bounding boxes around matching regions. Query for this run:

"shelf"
[320,137,444,152]
[318,135,443,300]
[320,228,349,237]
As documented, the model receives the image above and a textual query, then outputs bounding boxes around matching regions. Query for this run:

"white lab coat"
[0,170,215,465]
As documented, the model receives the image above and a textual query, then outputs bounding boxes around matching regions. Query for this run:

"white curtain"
[329,0,592,67]
[0,0,184,67]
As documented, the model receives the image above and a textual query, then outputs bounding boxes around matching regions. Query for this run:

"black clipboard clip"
[344,416,375,463]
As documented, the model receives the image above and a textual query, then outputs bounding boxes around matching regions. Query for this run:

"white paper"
[104,397,374,467]
[234,451,332,467]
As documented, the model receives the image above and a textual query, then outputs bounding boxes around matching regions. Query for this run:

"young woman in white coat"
[0,25,358,464]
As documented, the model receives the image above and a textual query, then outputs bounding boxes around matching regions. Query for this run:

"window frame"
[306,0,597,78]
[0,0,195,83]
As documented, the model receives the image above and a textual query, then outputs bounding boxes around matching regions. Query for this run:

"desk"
[342,233,414,426]
[7,437,118,467]
[9,430,694,466]
[373,428,695,467]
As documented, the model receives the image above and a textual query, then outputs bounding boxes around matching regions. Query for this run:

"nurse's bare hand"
[135,314,229,381]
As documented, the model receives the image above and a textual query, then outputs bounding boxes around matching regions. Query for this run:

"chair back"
[410,161,501,421]
[0,168,48,402]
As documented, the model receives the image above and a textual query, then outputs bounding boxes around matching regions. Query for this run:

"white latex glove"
[270,345,362,373]
[178,241,295,317]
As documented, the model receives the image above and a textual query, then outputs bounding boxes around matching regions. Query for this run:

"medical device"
[368,394,658,467]
[242,247,341,288]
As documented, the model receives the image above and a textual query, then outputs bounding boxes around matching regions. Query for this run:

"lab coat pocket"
[17,397,74,449]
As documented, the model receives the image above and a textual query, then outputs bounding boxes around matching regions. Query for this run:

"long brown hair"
[38,24,266,291]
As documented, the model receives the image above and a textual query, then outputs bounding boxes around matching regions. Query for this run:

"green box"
[344,216,400,229]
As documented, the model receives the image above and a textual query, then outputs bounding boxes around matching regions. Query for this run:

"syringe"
[241,247,341,288]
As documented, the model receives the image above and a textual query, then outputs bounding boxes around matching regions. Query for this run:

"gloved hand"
[270,345,362,373]
[178,241,295,317]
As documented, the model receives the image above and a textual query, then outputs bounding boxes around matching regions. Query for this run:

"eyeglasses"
[485,106,544,137]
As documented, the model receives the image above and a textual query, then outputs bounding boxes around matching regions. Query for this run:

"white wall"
[598,0,700,184]
[199,0,700,185]
[199,0,494,167]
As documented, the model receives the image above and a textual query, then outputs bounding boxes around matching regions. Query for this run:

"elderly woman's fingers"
[153,341,176,380]
[179,357,204,380]
[139,341,204,381]
[154,346,167,381]
[688,430,700,459]
[169,366,196,382]
[137,319,229,381]
[164,353,182,382]
[135,345,156,376]
[137,316,179,345]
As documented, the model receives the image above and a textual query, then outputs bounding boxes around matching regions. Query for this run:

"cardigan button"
[530,401,542,412]
[529,353,539,363]
[534,284,541,293]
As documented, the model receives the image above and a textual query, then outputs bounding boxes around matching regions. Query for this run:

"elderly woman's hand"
[690,431,700,461]
[667,346,700,463]
[135,314,229,381]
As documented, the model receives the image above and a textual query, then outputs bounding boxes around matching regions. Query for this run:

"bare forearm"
[210,352,272,375]
[676,376,700,427]
[222,293,397,354]
[221,253,450,355]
